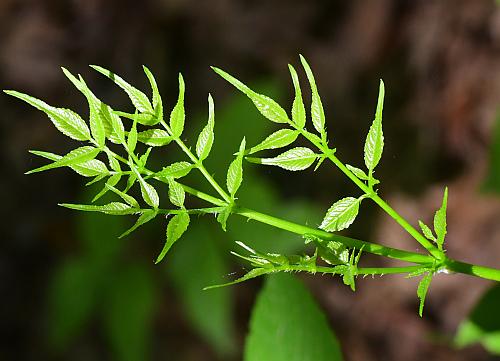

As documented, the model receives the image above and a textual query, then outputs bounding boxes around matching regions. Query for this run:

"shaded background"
[1,0,500,360]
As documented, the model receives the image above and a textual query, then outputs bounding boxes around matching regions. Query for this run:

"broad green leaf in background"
[226,138,246,198]
[90,65,153,115]
[455,284,500,355]
[248,129,299,155]
[27,146,100,174]
[212,67,290,124]
[5,90,91,141]
[364,80,385,180]
[170,74,186,138]
[433,187,448,250]
[247,147,317,171]
[288,64,306,129]
[196,94,215,161]
[155,211,190,263]
[244,273,343,361]
[299,55,327,140]
[137,129,172,146]
[319,196,363,232]
[103,264,157,361]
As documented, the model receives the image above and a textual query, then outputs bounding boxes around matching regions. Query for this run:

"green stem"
[444,259,500,282]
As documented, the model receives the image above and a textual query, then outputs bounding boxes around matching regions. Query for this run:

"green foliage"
[244,274,343,361]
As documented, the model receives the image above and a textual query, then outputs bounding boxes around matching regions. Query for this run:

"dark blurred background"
[1,0,500,360]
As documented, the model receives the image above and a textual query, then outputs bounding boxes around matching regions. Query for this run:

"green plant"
[5,56,500,321]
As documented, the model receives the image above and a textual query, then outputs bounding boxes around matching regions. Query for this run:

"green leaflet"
[243,274,343,361]
[319,196,363,232]
[170,73,186,138]
[418,220,436,242]
[143,65,163,124]
[346,164,369,181]
[364,80,385,181]
[155,161,193,179]
[127,120,138,153]
[168,178,185,208]
[433,187,448,250]
[212,67,290,124]
[105,184,140,208]
[90,65,153,114]
[248,129,299,155]
[59,202,136,215]
[92,174,121,202]
[30,150,108,177]
[196,94,215,160]
[132,167,159,209]
[120,209,158,238]
[248,147,317,171]
[227,138,246,198]
[27,146,100,174]
[216,205,232,232]
[288,64,306,129]
[417,272,433,317]
[155,211,190,263]
[299,55,327,140]
[204,268,272,290]
[137,129,172,147]
[5,90,91,141]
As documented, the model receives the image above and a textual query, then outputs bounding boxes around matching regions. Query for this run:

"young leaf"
[226,138,246,198]
[120,209,158,238]
[92,173,121,202]
[155,211,190,263]
[319,196,362,232]
[59,202,136,215]
[216,205,232,232]
[79,79,106,147]
[212,67,290,124]
[248,129,299,155]
[30,150,108,177]
[169,73,185,138]
[27,146,100,174]
[418,220,436,242]
[299,55,327,139]
[288,64,306,129]
[433,187,448,249]
[5,90,91,141]
[247,147,317,171]
[143,65,163,124]
[105,184,140,208]
[168,179,185,208]
[132,168,159,208]
[196,94,215,161]
[127,119,138,153]
[346,164,369,181]
[155,161,193,179]
[137,129,172,146]
[364,80,385,178]
[104,106,125,143]
[417,272,433,317]
[90,65,153,114]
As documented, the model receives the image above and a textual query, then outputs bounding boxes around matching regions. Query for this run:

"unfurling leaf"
[299,55,326,140]
[143,65,163,124]
[418,220,436,242]
[417,272,433,317]
[196,94,215,160]
[155,211,190,263]
[227,138,246,198]
[433,187,448,250]
[137,129,172,146]
[168,179,185,208]
[120,209,158,238]
[170,74,185,138]
[132,168,159,208]
[27,146,100,174]
[5,90,91,141]
[288,64,306,129]
[346,164,369,181]
[248,147,317,171]
[155,162,193,179]
[59,202,136,215]
[212,67,289,124]
[364,80,385,179]
[248,129,299,155]
[90,65,153,114]
[319,196,362,232]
